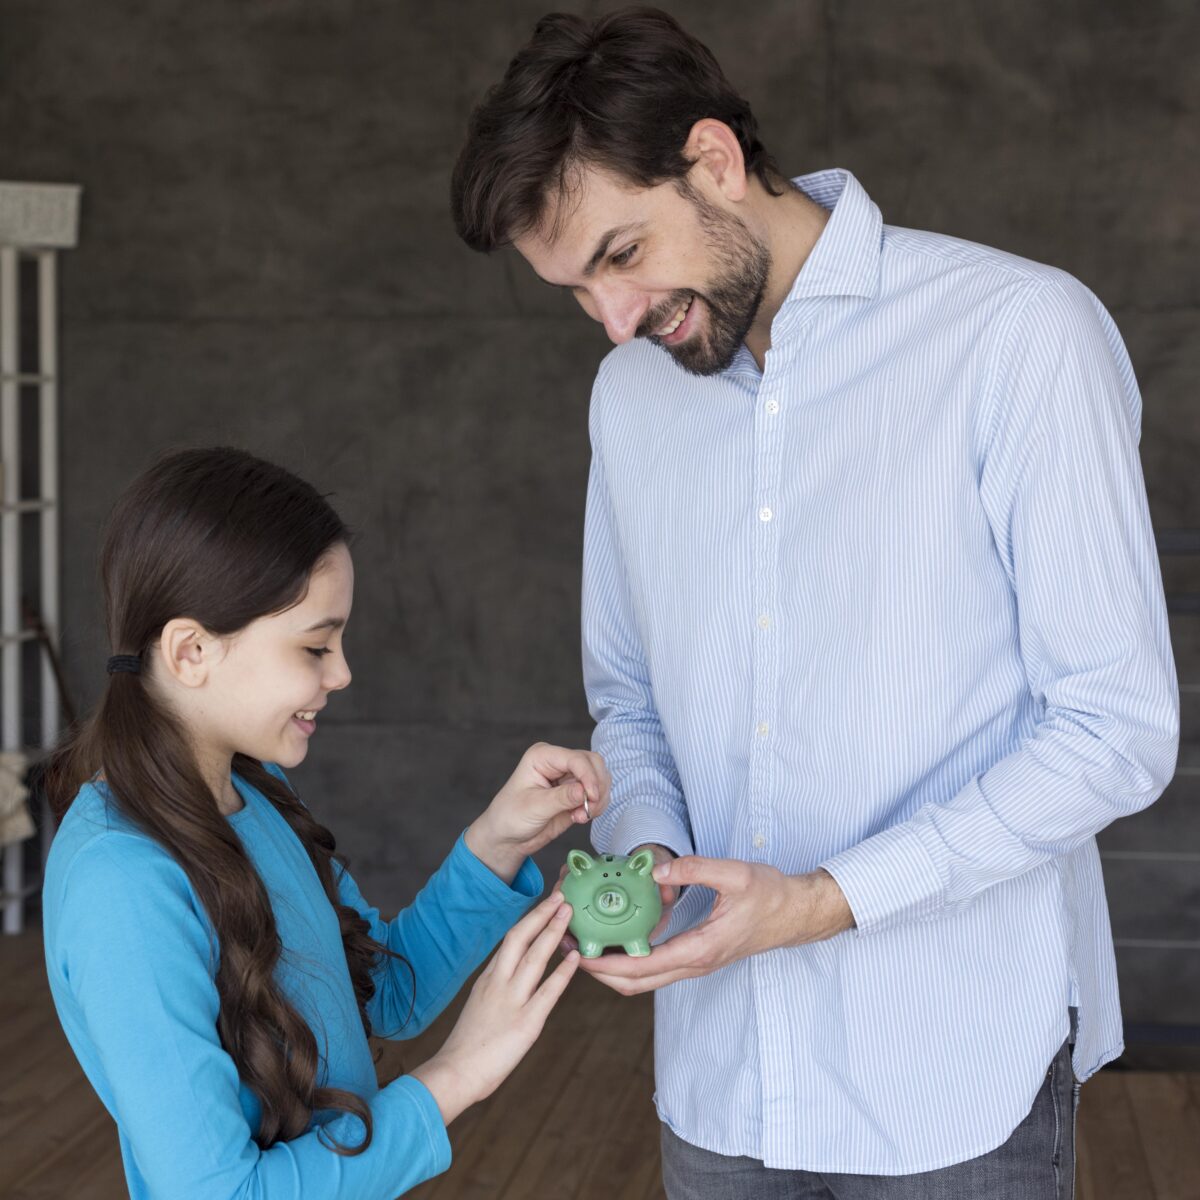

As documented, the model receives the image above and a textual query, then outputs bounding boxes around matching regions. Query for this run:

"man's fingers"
[652,854,744,891]
[586,963,693,995]
[577,925,710,981]
[580,929,713,994]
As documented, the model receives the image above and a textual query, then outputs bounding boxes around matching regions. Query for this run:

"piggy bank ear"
[567,850,594,876]
[626,850,655,876]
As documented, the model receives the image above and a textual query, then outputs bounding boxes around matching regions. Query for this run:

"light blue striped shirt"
[583,169,1179,1174]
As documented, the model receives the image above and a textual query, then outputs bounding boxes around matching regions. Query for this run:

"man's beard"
[642,183,771,377]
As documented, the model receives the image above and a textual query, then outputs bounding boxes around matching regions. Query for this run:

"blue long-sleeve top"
[42,764,542,1198]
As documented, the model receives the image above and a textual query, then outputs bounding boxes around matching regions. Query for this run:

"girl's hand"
[465,743,611,882]
[409,892,579,1124]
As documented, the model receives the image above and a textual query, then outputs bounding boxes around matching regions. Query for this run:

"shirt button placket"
[751,376,782,862]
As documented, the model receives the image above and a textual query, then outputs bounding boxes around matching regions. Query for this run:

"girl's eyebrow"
[302,617,345,632]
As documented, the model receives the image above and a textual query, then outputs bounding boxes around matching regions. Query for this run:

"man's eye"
[611,244,637,266]
[306,647,332,658]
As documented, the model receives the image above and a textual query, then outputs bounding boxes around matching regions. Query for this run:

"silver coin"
[582,795,591,820]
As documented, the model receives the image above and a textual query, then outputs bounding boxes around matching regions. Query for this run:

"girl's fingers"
[529,745,606,806]
[511,901,574,992]
[495,892,568,977]
[588,751,612,801]
[528,948,580,1018]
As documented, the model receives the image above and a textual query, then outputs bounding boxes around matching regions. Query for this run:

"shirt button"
[753,833,767,849]
[756,721,769,737]
[757,613,770,630]
[758,506,773,523]
[765,399,780,415]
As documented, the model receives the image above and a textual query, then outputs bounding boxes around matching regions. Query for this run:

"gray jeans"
[661,1034,1079,1200]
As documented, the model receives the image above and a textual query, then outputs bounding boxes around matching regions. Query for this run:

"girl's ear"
[567,850,594,876]
[158,618,214,688]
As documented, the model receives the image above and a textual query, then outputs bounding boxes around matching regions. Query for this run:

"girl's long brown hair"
[46,446,411,1154]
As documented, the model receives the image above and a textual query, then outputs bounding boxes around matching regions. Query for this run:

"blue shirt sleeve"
[334,832,543,1039]
[822,276,1179,933]
[51,836,452,1200]
[257,761,544,1037]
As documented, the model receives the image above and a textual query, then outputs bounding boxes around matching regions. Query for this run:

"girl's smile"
[291,710,321,737]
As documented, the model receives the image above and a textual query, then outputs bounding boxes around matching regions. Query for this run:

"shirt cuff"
[386,1073,453,1179]
[820,820,946,936]
[602,804,695,861]
[452,829,544,901]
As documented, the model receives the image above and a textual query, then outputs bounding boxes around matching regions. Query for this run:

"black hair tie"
[107,655,143,675]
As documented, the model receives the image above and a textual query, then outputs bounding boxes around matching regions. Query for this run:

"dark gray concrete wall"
[3,1,1197,1039]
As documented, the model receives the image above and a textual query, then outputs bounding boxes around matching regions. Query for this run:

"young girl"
[42,446,607,1198]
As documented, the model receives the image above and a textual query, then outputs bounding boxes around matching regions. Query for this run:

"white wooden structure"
[0,182,80,934]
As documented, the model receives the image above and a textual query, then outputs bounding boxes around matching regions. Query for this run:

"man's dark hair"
[451,7,786,252]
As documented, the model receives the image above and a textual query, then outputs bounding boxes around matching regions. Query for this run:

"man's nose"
[593,286,650,345]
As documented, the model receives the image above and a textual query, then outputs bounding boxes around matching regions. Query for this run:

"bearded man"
[451,9,1178,1199]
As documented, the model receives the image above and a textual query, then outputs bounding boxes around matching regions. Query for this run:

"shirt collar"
[779,168,883,305]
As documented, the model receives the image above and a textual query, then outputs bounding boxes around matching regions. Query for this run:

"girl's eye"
[611,244,637,267]
[306,647,332,658]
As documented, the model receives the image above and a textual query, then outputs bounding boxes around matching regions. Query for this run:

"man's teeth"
[295,710,317,721]
[659,296,693,336]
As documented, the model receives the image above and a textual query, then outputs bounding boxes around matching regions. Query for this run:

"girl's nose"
[326,655,352,691]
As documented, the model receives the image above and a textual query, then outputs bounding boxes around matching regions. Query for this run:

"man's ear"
[682,118,749,203]
[158,618,216,688]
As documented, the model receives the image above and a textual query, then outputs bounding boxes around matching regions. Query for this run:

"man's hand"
[577,856,855,994]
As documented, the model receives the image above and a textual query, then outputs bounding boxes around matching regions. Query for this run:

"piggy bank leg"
[624,939,651,957]
[578,940,604,958]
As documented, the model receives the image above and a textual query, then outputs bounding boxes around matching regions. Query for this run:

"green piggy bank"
[562,849,662,958]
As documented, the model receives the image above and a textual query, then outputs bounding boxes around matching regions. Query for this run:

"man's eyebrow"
[302,617,345,632]
[581,223,645,278]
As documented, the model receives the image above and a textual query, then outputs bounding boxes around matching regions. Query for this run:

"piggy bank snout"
[595,886,630,916]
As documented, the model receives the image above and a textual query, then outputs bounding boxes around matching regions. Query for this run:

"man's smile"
[656,294,694,337]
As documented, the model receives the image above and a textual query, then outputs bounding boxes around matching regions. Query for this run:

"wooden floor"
[2,927,1198,1198]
